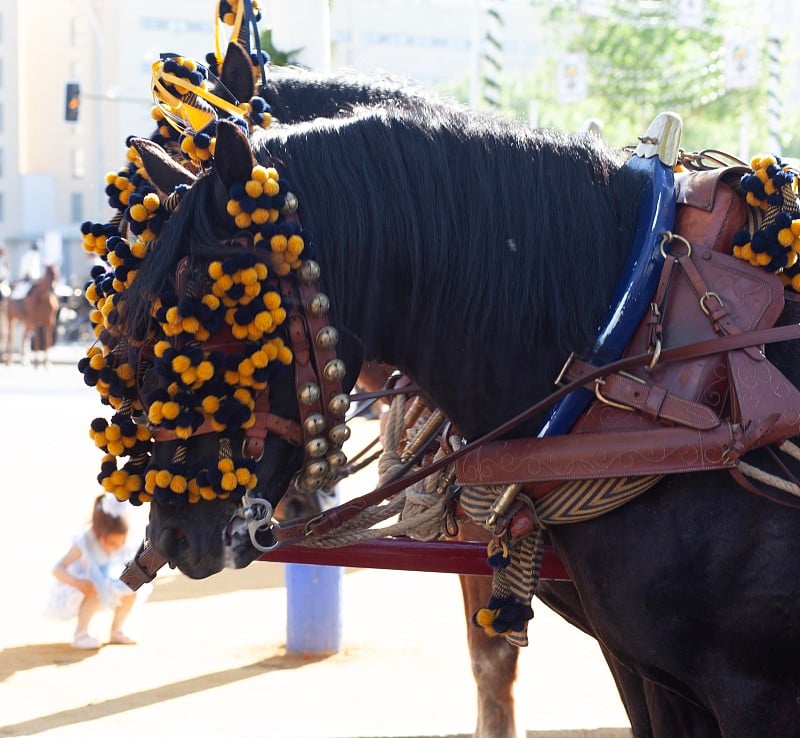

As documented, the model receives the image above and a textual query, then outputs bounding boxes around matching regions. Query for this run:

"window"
[70,192,83,223]
[71,147,85,179]
[0,148,4,177]
[0,192,5,222]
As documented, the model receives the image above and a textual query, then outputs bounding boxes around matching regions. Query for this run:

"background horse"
[120,104,800,736]
[4,264,59,366]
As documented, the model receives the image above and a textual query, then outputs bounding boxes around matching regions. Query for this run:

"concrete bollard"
[285,562,343,654]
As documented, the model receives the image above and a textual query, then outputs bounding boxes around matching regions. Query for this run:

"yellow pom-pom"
[270,234,288,253]
[227,199,242,216]
[143,192,161,211]
[162,401,180,420]
[196,361,214,381]
[254,312,272,332]
[287,235,305,257]
[208,261,223,279]
[756,252,772,266]
[218,457,235,473]
[155,469,172,487]
[182,316,200,334]
[264,179,280,197]
[245,180,263,198]
[169,475,188,493]
[778,228,795,247]
[251,350,269,368]
[474,608,499,636]
[129,203,148,222]
[131,240,149,258]
[234,212,251,229]
[148,401,164,424]
[202,396,220,413]
[171,354,191,373]
[251,165,269,183]
[251,208,270,225]
[202,294,220,310]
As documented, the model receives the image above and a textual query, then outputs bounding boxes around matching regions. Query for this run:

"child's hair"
[91,494,129,538]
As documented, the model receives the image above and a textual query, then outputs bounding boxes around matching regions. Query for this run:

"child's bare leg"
[71,593,102,648]
[75,592,99,636]
[110,593,137,643]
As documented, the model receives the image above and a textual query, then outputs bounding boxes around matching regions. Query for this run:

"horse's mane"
[123,98,647,390]
[251,104,648,367]
[260,67,447,123]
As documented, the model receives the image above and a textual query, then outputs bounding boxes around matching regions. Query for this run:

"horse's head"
[107,120,362,578]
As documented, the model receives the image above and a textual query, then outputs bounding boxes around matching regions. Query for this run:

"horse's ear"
[220,41,255,103]
[214,119,256,189]
[131,138,197,194]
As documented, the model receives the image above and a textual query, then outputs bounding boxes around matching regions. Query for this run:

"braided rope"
[737,458,800,498]
[297,393,448,548]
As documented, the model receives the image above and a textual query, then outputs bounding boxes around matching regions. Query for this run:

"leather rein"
[263,319,800,549]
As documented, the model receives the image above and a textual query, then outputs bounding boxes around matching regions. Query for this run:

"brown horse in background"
[356,360,520,738]
[3,264,59,366]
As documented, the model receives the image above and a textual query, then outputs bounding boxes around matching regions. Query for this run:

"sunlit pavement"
[0,351,631,738]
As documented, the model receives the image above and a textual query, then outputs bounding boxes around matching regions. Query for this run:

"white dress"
[45,529,146,618]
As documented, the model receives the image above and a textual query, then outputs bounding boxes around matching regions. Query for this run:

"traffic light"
[65,82,80,122]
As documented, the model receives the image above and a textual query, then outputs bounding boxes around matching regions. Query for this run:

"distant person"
[19,241,43,281]
[10,241,43,299]
[47,494,149,649]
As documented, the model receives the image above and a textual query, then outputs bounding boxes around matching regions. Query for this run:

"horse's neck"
[325,246,566,439]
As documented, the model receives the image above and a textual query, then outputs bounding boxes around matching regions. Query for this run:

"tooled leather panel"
[456,424,736,485]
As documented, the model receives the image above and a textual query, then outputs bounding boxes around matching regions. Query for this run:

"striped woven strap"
[460,474,662,646]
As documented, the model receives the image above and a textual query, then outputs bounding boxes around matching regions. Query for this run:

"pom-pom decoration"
[732,154,800,290]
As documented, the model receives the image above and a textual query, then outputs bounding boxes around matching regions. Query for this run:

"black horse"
[116,94,800,737]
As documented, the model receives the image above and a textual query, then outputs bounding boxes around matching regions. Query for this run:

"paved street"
[0,351,631,738]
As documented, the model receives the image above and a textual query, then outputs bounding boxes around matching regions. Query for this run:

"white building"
[2,0,796,287]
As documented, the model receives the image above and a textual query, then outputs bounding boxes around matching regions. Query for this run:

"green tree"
[259,28,305,67]
[537,0,766,153]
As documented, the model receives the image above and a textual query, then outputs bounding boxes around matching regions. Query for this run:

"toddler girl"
[48,493,145,649]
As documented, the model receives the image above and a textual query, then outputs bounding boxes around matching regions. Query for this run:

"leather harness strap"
[270,321,800,547]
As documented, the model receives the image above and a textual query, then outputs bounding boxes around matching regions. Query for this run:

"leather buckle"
[554,352,577,386]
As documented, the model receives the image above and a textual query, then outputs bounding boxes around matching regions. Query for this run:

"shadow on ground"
[0,651,330,736]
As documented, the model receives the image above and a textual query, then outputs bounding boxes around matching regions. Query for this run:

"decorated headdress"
[78,2,343,507]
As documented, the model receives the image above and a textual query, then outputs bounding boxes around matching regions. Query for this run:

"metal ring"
[660,231,692,259]
[645,337,662,373]
[242,493,279,552]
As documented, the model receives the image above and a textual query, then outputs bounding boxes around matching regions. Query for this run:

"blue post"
[285,562,343,654]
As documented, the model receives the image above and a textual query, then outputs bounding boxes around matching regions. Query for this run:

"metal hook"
[241,491,280,552]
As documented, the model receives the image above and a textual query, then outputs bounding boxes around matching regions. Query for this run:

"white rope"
[736,460,800,498]
[778,439,800,462]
